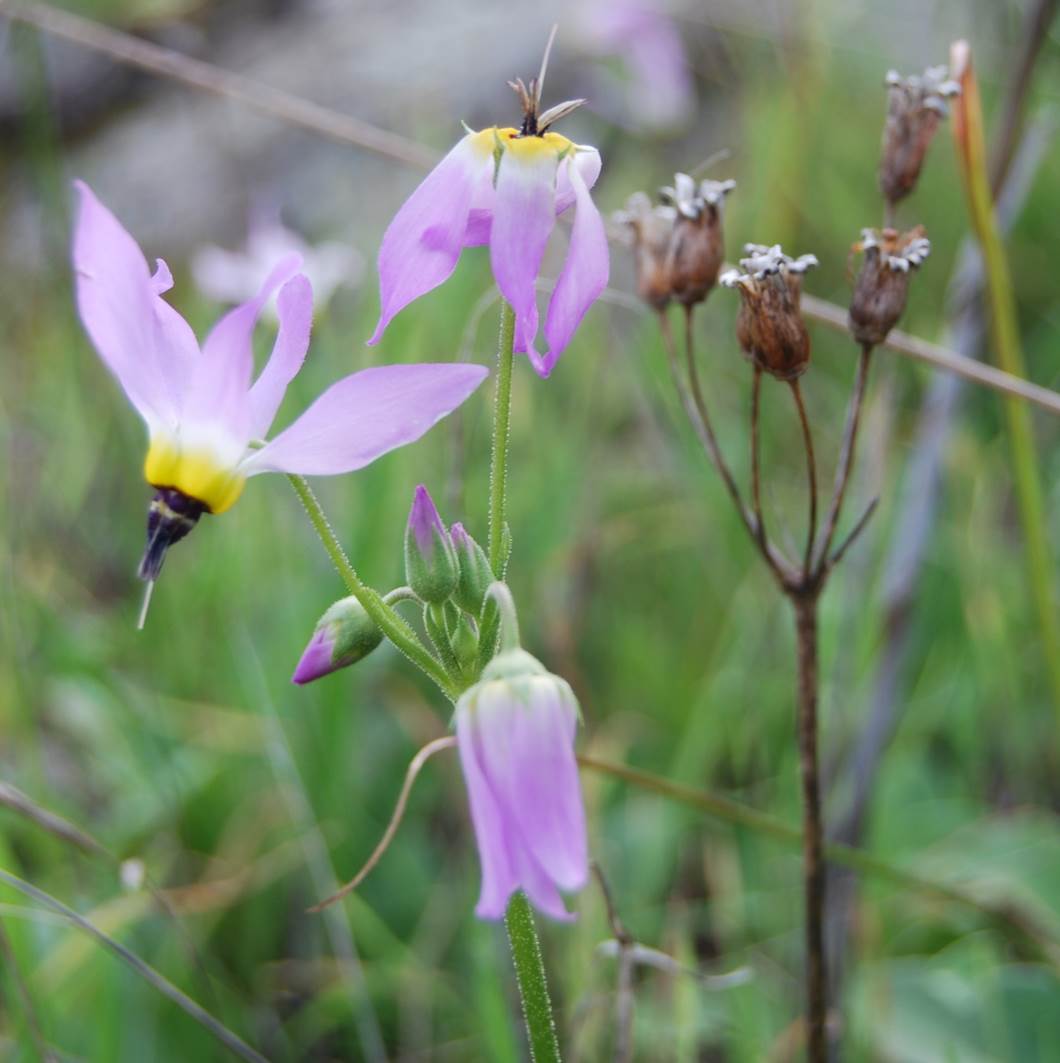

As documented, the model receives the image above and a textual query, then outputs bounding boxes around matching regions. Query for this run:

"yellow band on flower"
[144,441,246,514]
[494,127,576,160]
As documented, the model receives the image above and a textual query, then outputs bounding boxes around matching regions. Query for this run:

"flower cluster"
[294,486,589,920]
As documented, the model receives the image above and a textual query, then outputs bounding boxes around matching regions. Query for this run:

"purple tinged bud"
[292,596,383,684]
[405,485,459,604]
[449,522,496,616]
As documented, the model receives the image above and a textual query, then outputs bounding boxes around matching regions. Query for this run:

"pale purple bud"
[404,485,459,604]
[292,597,383,684]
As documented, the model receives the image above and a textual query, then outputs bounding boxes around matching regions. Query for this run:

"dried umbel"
[848,227,931,348]
[721,245,818,380]
[879,65,960,205]
[612,191,677,310]
[660,173,735,306]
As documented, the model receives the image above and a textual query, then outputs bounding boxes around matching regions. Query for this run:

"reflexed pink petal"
[369,131,494,345]
[72,180,198,427]
[457,701,518,919]
[554,147,602,215]
[184,255,302,440]
[242,362,488,476]
[538,159,610,377]
[248,275,314,439]
[490,139,559,358]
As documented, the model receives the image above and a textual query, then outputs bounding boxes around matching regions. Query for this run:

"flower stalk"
[286,473,457,698]
[505,891,562,1063]
[489,301,516,576]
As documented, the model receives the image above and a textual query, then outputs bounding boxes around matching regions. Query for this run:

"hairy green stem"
[505,891,562,1063]
[286,474,457,698]
[482,302,561,1057]
[488,301,516,576]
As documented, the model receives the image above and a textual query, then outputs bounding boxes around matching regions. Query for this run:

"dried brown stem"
[788,379,818,578]
[793,593,827,1062]
[815,345,873,572]
[799,292,1060,417]
[659,312,793,585]
[309,736,457,912]
[592,863,635,1063]
[0,0,437,168]
[750,367,766,550]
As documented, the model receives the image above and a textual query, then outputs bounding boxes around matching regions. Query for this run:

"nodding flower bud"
[449,522,495,616]
[405,485,458,604]
[292,596,383,685]
[848,227,931,348]
[612,192,677,311]
[879,65,960,206]
[659,173,735,306]
[720,244,818,380]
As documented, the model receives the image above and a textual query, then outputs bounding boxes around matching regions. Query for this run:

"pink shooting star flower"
[72,181,488,599]
[456,585,588,921]
[369,39,609,379]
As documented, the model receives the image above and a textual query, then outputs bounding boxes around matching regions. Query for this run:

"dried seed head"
[659,173,736,306]
[848,226,931,348]
[720,244,818,380]
[612,192,678,311]
[879,65,960,205]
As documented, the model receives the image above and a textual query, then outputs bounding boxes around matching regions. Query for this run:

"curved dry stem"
[816,345,873,573]
[309,736,457,912]
[788,379,818,578]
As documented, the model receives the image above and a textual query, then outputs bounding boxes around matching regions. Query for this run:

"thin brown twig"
[591,863,635,1063]
[679,306,755,534]
[0,0,438,169]
[0,781,108,856]
[815,345,873,571]
[309,736,457,913]
[788,379,818,578]
[827,497,879,571]
[659,312,793,585]
[750,367,768,551]
[800,292,1060,417]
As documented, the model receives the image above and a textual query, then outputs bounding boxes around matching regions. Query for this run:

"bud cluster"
[613,171,735,311]
[292,484,497,685]
[720,244,818,380]
[879,65,960,206]
[848,227,932,347]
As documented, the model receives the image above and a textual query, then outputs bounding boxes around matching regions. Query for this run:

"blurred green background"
[2,0,1060,1059]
